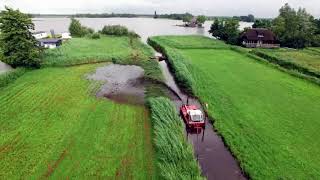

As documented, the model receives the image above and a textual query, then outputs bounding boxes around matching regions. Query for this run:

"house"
[240,28,280,48]
[32,31,48,39]
[61,32,72,40]
[38,39,62,49]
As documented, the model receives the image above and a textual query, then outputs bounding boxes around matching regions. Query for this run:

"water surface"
[33,17,253,42]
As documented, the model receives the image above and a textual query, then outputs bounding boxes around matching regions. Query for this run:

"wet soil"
[87,64,146,105]
[159,58,246,180]
[0,61,12,74]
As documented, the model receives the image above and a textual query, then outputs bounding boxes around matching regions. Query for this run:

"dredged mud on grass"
[87,64,146,105]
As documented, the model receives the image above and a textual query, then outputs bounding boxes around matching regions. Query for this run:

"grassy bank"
[0,68,27,88]
[251,48,320,79]
[149,35,320,179]
[147,97,203,180]
[0,64,155,179]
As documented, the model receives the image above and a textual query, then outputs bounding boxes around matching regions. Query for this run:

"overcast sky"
[1,0,319,18]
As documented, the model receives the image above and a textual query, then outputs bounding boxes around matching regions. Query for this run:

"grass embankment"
[0,64,155,179]
[147,97,203,180]
[252,48,320,79]
[148,35,320,179]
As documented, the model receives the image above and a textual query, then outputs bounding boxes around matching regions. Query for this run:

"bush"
[90,33,101,39]
[147,97,203,180]
[100,25,140,38]
[69,18,93,37]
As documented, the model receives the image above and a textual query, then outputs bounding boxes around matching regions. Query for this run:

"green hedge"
[147,97,204,180]
[251,50,320,79]
[0,68,27,88]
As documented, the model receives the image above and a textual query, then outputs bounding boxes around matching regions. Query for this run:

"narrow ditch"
[156,52,246,180]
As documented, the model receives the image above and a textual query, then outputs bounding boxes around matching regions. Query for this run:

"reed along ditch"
[87,59,246,179]
[157,52,246,180]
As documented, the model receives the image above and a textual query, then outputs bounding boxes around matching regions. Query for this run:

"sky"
[1,0,319,18]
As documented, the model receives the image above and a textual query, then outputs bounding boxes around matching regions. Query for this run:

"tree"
[248,14,255,22]
[182,13,193,24]
[272,3,316,48]
[68,18,91,37]
[252,19,272,28]
[0,7,41,68]
[209,19,223,38]
[209,18,240,45]
[196,15,206,27]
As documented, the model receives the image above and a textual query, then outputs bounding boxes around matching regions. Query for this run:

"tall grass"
[148,37,195,95]
[147,97,203,180]
[0,68,27,88]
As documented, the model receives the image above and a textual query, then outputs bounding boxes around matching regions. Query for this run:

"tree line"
[209,3,320,48]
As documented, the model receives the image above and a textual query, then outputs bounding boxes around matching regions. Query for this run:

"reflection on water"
[33,17,253,42]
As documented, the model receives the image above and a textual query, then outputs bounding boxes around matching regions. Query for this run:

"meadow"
[42,36,132,66]
[0,64,155,179]
[252,48,320,78]
[149,35,320,179]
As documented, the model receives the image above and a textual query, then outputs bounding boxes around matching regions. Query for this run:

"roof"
[187,109,203,116]
[38,38,62,44]
[240,28,277,41]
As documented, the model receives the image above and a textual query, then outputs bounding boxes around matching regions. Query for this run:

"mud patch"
[87,64,146,105]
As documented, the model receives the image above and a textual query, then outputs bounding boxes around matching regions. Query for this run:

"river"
[32,17,253,42]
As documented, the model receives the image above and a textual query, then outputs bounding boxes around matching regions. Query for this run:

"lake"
[32,17,253,42]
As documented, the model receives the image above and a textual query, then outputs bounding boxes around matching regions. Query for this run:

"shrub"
[101,25,140,38]
[90,33,101,39]
[147,97,203,180]
[69,18,92,37]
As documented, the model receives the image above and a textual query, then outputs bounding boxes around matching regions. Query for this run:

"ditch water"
[157,53,246,180]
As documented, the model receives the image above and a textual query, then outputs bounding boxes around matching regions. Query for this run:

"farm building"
[38,38,62,49]
[32,31,48,39]
[240,28,280,48]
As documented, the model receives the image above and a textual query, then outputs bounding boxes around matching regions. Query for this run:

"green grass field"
[149,36,320,179]
[0,64,155,179]
[255,48,320,74]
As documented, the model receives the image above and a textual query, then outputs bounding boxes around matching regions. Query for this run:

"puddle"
[158,55,246,180]
[87,64,146,105]
[0,61,12,74]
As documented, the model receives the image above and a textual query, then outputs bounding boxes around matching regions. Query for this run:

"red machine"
[180,105,205,129]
